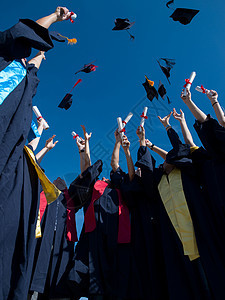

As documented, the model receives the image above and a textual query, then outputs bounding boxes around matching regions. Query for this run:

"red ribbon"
[73,134,79,140]
[64,188,78,242]
[183,79,192,88]
[120,128,126,133]
[85,180,109,232]
[84,181,131,244]
[122,120,127,125]
[140,113,148,119]
[69,12,75,23]
[37,116,43,121]
[39,191,47,222]
[201,85,206,94]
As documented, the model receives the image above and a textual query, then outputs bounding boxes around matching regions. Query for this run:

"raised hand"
[81,125,92,141]
[121,135,130,152]
[180,88,191,104]
[45,135,58,150]
[158,112,172,128]
[114,129,121,144]
[172,108,185,122]
[206,90,218,104]
[76,137,85,151]
[54,6,70,22]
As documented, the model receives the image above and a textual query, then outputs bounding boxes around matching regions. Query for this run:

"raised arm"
[121,135,135,181]
[206,90,225,127]
[136,126,168,160]
[81,125,92,170]
[75,137,86,174]
[28,51,46,69]
[36,135,58,164]
[172,108,196,147]
[111,130,121,172]
[28,119,44,151]
[181,88,207,123]
[36,6,70,29]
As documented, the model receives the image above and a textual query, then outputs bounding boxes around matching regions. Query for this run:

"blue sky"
[2,1,225,297]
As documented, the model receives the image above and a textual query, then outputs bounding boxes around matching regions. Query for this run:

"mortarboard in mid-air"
[75,62,98,75]
[170,8,200,25]
[142,76,158,101]
[112,18,135,40]
[58,79,82,110]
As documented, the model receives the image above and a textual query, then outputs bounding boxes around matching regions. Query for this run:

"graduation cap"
[170,8,199,25]
[58,79,82,110]
[75,62,98,75]
[112,18,135,40]
[50,31,77,44]
[157,58,175,84]
[158,81,171,104]
[142,75,158,101]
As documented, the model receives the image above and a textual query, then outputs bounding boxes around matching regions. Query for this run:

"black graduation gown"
[193,116,225,224]
[111,167,169,300]
[68,163,132,300]
[0,20,53,300]
[136,144,211,300]
[30,161,103,299]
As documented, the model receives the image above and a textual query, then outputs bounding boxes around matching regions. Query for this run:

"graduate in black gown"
[67,130,132,300]
[110,130,169,300]
[135,119,217,300]
[180,88,225,243]
[29,126,93,300]
[0,7,71,299]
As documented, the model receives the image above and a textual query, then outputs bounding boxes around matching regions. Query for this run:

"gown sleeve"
[194,115,225,159]
[68,160,103,209]
[0,18,53,59]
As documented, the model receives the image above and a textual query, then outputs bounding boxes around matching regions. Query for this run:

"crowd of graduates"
[1,5,225,300]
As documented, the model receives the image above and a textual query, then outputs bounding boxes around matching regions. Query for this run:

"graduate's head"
[53,177,67,191]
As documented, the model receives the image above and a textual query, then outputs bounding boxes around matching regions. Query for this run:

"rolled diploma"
[195,86,213,96]
[70,12,77,20]
[71,131,81,142]
[117,117,125,143]
[183,72,196,96]
[139,107,148,132]
[32,106,49,130]
[122,112,133,128]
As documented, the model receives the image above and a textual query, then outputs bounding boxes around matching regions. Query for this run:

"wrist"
[79,149,85,154]
[124,149,131,156]
[165,124,172,130]
[139,139,146,147]
[51,12,58,23]
[45,147,50,152]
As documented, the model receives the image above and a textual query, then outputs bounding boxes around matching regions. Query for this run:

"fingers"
[54,141,59,146]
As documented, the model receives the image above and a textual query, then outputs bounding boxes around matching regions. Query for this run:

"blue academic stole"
[0,60,27,105]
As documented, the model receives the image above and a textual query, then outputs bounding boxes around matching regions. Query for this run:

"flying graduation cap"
[75,62,98,75]
[157,58,175,84]
[58,79,82,110]
[142,76,158,102]
[170,8,199,25]
[112,18,135,40]
[50,31,77,45]
[158,81,171,104]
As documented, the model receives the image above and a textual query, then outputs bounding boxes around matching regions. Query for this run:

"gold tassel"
[145,75,154,86]
[58,33,77,45]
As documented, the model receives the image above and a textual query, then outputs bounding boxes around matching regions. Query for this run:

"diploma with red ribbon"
[183,72,196,96]
[139,107,148,132]
[71,131,81,142]
[67,11,77,23]
[195,85,213,96]
[117,117,125,144]
[32,106,49,130]
[122,112,133,128]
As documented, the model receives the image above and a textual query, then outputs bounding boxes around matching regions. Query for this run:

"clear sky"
[2,0,225,297]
